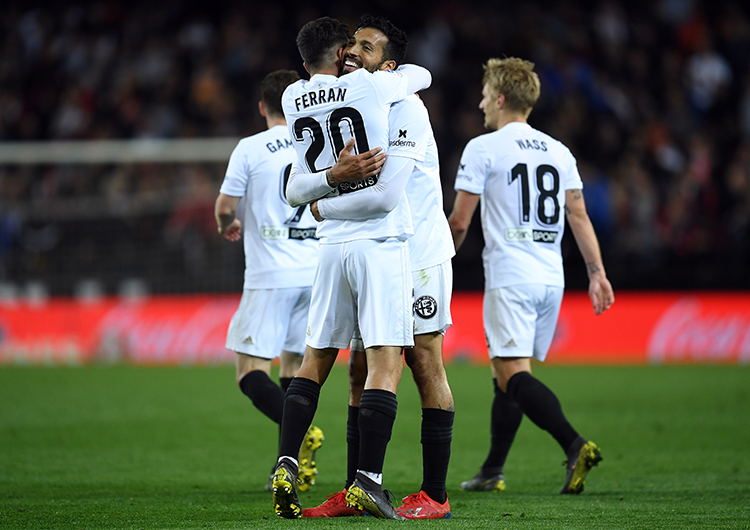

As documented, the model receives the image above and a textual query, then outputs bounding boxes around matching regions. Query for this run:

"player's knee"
[235,354,271,386]
[497,367,529,394]
[406,343,445,376]
[348,351,367,389]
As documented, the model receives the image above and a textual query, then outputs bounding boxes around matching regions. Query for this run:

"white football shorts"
[412,260,453,336]
[226,287,311,359]
[307,237,414,350]
[350,260,453,351]
[483,284,564,362]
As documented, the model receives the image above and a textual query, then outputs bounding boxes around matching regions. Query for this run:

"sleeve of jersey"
[453,138,488,195]
[388,98,428,162]
[316,156,415,220]
[285,159,335,207]
[397,64,432,94]
[371,65,431,106]
[219,140,250,197]
[565,150,584,190]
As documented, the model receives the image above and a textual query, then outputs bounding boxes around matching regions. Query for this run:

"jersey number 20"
[293,107,370,172]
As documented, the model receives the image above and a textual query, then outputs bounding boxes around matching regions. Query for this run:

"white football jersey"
[389,95,455,270]
[282,68,413,243]
[454,122,583,289]
[220,125,318,290]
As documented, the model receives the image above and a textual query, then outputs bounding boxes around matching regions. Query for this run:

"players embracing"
[271,16,433,520]
[299,15,456,520]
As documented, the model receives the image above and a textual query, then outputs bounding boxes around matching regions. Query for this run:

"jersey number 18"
[509,162,561,226]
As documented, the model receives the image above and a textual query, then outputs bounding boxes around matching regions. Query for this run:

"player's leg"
[343,237,411,520]
[274,242,356,518]
[301,344,366,518]
[346,340,367,487]
[345,345,405,519]
[459,358,522,492]
[496,286,601,494]
[397,332,453,518]
[493,285,578,452]
[278,346,339,466]
[396,261,454,518]
[278,288,325,492]
[278,285,311,390]
[461,286,537,491]
[235,354,282,421]
[278,350,302,392]
[273,346,338,518]
[228,288,299,425]
[280,352,323,492]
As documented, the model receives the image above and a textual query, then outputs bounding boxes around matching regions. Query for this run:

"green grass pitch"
[1,363,748,529]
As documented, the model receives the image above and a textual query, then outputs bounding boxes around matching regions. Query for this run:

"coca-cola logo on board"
[647,298,750,363]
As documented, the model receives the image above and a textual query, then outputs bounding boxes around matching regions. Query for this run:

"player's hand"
[311,201,323,222]
[219,219,241,241]
[329,138,386,183]
[588,272,614,315]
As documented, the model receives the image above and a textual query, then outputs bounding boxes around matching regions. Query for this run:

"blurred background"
[2,0,750,300]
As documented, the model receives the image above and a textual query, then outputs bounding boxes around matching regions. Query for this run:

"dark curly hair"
[296,17,351,71]
[355,14,409,67]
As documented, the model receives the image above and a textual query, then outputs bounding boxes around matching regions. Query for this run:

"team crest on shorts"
[414,295,437,319]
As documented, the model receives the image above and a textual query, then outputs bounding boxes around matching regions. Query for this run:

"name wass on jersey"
[454,122,583,289]
[220,125,318,290]
[282,68,413,243]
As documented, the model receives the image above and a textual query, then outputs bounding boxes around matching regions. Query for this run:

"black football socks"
[239,370,285,424]
[420,407,454,504]
[346,405,360,489]
[357,389,398,477]
[507,371,579,452]
[278,377,320,463]
[483,378,523,473]
[279,377,293,393]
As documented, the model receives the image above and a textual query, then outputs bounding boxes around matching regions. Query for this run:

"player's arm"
[565,188,614,315]
[371,65,432,107]
[448,190,480,251]
[314,96,429,221]
[314,155,416,220]
[215,193,242,241]
[396,64,432,94]
[286,139,386,207]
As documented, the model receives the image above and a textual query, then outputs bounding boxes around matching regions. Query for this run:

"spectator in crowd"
[2,0,750,293]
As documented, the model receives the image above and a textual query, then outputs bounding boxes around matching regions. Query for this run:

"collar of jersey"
[499,122,532,132]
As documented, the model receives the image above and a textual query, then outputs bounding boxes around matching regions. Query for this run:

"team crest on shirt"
[414,295,437,319]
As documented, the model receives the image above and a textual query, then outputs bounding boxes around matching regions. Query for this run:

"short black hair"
[355,15,408,67]
[260,69,300,117]
[296,17,351,71]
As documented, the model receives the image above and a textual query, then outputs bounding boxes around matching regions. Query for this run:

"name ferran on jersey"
[282,68,414,243]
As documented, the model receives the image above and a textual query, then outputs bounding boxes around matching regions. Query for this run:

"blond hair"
[483,57,540,116]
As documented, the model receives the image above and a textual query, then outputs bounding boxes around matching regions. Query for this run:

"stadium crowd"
[1,0,750,294]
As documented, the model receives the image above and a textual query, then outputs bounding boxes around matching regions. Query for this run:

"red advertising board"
[1,292,749,365]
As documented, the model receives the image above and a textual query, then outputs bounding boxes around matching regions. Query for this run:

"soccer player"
[448,57,615,495]
[214,69,325,493]
[296,15,455,520]
[271,17,431,520]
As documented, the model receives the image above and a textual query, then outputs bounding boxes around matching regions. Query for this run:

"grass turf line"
[0,364,748,529]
